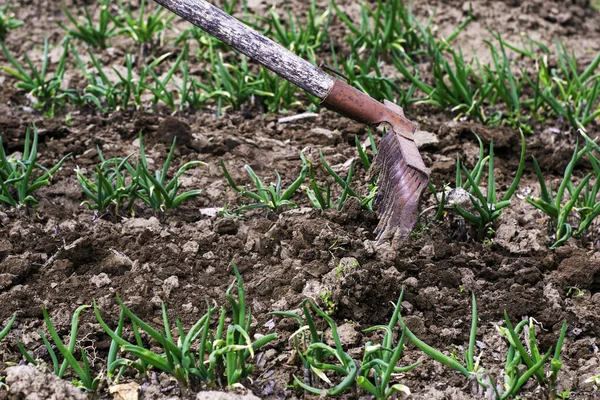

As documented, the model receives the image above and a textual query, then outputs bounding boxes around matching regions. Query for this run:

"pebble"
[90,273,111,288]
[403,277,419,288]
[162,276,179,299]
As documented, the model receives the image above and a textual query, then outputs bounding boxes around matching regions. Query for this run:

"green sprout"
[0,124,71,208]
[95,261,276,388]
[113,0,174,45]
[527,140,596,248]
[357,293,419,399]
[0,4,24,40]
[1,37,77,117]
[220,155,307,212]
[75,150,137,216]
[131,132,204,212]
[532,43,600,131]
[0,313,16,342]
[396,290,568,399]
[58,0,119,49]
[435,132,525,237]
[493,316,568,399]
[272,299,357,396]
[18,305,99,391]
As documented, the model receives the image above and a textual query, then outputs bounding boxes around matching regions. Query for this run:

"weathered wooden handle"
[152,0,335,99]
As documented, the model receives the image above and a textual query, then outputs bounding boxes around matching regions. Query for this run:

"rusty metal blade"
[370,133,428,241]
[321,79,430,241]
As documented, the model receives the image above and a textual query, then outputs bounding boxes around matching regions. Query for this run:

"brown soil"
[1,0,600,399]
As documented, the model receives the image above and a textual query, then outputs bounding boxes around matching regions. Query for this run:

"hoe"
[153,0,430,240]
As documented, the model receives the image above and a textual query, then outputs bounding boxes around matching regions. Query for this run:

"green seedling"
[397,291,484,388]
[209,262,277,386]
[18,305,99,391]
[96,297,215,387]
[72,44,174,111]
[483,33,529,130]
[533,43,600,131]
[0,4,24,40]
[266,0,330,63]
[273,294,417,398]
[145,50,185,110]
[397,290,567,399]
[302,156,333,210]
[0,313,16,341]
[357,293,418,399]
[319,151,377,211]
[527,141,590,248]
[355,128,378,171]
[96,261,276,388]
[105,309,149,383]
[331,0,460,57]
[272,299,357,395]
[176,43,229,110]
[0,124,71,208]
[493,315,567,399]
[393,45,490,124]
[443,132,525,236]
[58,0,118,48]
[1,37,76,117]
[75,150,137,216]
[130,132,204,212]
[220,155,307,212]
[303,152,366,211]
[113,0,174,45]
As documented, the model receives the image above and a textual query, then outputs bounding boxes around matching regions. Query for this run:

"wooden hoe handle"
[152,0,335,99]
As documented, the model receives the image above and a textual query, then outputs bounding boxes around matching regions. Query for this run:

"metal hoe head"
[322,79,430,241]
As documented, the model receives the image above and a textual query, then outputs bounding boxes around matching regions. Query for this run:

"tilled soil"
[1,0,600,399]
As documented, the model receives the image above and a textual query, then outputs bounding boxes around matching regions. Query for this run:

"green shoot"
[358,293,418,399]
[220,155,307,212]
[494,314,567,399]
[449,132,526,236]
[18,306,99,391]
[113,0,174,45]
[0,4,24,40]
[131,132,204,212]
[75,150,137,216]
[95,261,276,388]
[273,299,357,395]
[527,141,588,248]
[0,124,71,208]
[58,0,118,48]
[0,313,16,342]
[1,37,76,117]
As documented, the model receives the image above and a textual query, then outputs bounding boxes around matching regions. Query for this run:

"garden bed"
[1,0,600,399]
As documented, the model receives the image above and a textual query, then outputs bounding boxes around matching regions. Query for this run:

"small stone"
[402,300,413,314]
[150,296,163,307]
[182,241,199,255]
[122,217,161,234]
[419,244,435,258]
[415,130,439,148]
[90,273,111,288]
[162,276,179,298]
[101,251,133,274]
[0,273,15,290]
[0,239,12,253]
[403,277,419,288]
[214,219,238,235]
[332,323,360,346]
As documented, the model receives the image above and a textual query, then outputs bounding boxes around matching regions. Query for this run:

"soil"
[1,0,600,399]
